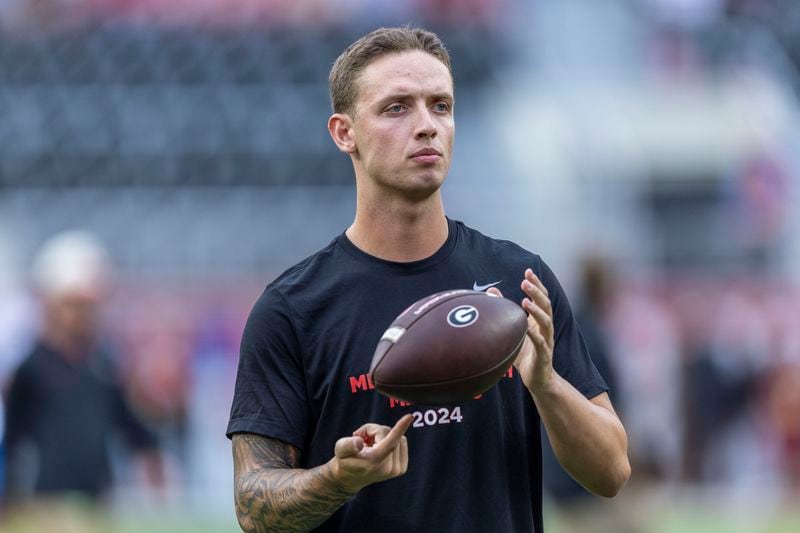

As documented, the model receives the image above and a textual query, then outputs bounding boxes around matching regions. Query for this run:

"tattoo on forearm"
[232,434,355,533]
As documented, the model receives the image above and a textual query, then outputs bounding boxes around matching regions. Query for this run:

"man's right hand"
[328,414,413,493]
[233,419,412,533]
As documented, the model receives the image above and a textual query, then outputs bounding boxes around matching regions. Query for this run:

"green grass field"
[545,509,800,533]
[3,494,799,533]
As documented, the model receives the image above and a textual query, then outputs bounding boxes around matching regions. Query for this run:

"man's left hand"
[487,268,555,396]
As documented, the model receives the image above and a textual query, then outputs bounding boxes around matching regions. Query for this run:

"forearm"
[232,417,412,533]
[532,373,630,497]
[235,461,355,533]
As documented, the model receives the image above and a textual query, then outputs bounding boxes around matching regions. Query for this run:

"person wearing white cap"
[3,230,162,502]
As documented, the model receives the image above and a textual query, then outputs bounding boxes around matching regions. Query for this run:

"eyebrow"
[375,92,454,107]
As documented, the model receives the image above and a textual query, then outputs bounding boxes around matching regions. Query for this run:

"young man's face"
[349,50,454,200]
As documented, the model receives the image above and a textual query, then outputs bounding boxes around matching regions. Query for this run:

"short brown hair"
[329,26,452,116]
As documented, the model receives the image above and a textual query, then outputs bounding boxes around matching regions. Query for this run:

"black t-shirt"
[227,218,607,532]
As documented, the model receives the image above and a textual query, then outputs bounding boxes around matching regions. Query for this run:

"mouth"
[410,148,442,164]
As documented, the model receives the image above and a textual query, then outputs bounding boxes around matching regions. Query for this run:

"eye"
[433,102,451,113]
[385,104,406,113]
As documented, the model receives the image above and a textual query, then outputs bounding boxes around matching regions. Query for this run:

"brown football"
[369,289,528,405]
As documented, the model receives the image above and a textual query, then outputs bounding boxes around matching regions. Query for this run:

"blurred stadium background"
[1,0,800,531]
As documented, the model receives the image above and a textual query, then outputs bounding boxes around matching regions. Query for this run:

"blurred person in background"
[681,290,768,486]
[763,362,800,490]
[2,230,163,505]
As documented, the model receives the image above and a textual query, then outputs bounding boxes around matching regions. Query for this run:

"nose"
[414,107,438,140]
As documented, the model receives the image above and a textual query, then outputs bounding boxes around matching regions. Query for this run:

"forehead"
[355,50,453,106]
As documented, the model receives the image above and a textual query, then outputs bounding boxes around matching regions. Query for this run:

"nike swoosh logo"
[473,280,502,291]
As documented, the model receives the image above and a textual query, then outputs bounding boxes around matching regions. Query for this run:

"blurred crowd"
[546,258,800,532]
[0,0,505,32]
[607,270,800,491]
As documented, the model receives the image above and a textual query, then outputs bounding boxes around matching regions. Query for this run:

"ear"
[328,113,357,154]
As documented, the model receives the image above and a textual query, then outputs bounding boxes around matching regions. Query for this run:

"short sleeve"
[226,288,310,452]
[537,258,608,400]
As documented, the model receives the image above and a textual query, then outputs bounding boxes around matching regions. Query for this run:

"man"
[3,230,162,502]
[227,27,630,532]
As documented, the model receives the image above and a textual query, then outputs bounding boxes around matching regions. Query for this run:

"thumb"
[335,436,365,459]
[486,287,503,298]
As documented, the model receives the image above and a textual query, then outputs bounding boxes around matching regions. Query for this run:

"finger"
[525,309,540,337]
[370,415,413,460]
[486,287,503,298]
[525,269,549,297]
[521,279,552,315]
[335,436,365,459]
[521,279,550,311]
[522,297,554,342]
[353,423,388,436]
[526,315,548,352]
[353,423,391,444]
[399,436,409,474]
[525,270,552,312]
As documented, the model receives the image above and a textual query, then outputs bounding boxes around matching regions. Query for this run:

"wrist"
[325,458,363,496]
[529,369,561,401]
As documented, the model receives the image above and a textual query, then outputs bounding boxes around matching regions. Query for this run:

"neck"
[346,189,448,263]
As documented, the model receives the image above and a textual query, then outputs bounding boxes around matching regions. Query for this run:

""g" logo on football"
[447,305,479,328]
